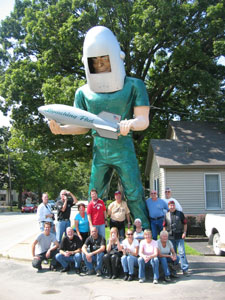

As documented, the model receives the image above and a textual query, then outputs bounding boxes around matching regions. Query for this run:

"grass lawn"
[105,226,201,256]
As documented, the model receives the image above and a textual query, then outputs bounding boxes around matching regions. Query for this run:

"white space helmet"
[82,26,126,93]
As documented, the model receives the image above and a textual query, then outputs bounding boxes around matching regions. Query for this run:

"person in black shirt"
[55,227,82,273]
[56,189,78,242]
[163,200,189,276]
[82,227,106,276]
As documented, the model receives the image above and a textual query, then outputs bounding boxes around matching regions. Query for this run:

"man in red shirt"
[87,189,107,238]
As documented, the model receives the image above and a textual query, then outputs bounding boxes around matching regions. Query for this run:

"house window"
[154,178,160,195]
[204,174,222,210]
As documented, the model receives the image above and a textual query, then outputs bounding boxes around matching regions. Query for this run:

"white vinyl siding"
[204,173,222,210]
[164,169,225,215]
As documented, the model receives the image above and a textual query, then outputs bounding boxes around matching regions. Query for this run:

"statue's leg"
[112,138,150,229]
[88,138,114,201]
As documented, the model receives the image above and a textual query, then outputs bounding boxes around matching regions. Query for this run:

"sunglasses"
[127,233,133,236]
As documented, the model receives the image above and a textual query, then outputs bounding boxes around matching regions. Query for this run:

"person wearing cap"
[108,191,131,240]
[133,218,144,242]
[146,190,168,240]
[164,188,183,212]
[163,200,189,276]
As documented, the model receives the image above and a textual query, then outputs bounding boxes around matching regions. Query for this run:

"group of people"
[32,186,190,284]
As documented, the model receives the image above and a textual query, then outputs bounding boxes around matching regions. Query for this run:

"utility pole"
[8,153,12,212]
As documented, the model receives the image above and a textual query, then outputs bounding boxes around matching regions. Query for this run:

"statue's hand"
[119,119,134,136]
[49,120,62,135]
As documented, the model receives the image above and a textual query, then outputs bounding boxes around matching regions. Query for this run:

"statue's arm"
[49,120,90,135]
[119,106,150,136]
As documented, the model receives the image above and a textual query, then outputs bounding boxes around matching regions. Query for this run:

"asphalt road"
[0,255,225,300]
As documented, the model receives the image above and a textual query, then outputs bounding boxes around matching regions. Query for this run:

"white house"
[145,121,225,215]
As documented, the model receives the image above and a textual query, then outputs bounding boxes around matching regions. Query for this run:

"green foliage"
[0,0,224,197]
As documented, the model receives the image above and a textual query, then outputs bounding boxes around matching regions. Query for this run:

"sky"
[0,0,15,127]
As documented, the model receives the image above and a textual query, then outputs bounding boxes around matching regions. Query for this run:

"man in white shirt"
[164,188,183,212]
[37,193,55,234]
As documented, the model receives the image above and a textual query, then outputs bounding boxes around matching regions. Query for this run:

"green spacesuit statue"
[50,26,150,228]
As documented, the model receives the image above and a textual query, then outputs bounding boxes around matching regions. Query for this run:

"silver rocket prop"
[38,104,121,140]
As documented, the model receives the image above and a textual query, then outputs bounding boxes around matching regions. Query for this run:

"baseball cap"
[115,191,121,195]
[165,187,172,191]
[134,218,142,224]
[168,200,175,205]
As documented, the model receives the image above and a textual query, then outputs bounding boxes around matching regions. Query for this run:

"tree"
[0,0,224,187]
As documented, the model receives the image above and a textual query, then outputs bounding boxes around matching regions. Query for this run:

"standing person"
[55,227,82,273]
[157,230,180,281]
[164,187,182,211]
[103,227,123,279]
[49,25,150,229]
[163,200,190,276]
[87,189,107,238]
[121,229,139,281]
[138,229,159,284]
[74,203,89,243]
[37,193,55,234]
[82,227,106,276]
[108,190,131,240]
[31,222,59,271]
[133,218,144,242]
[56,189,78,243]
[146,190,168,240]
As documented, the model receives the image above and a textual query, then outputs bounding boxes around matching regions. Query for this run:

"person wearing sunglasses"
[121,229,139,281]
[146,190,168,240]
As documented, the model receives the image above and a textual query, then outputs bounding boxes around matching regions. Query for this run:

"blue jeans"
[82,252,104,271]
[56,220,71,243]
[138,257,159,280]
[150,218,164,240]
[94,224,105,238]
[159,256,180,276]
[121,255,138,275]
[171,239,189,272]
[55,253,82,269]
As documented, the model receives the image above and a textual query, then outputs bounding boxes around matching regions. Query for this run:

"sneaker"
[75,268,80,274]
[164,276,171,282]
[139,278,145,283]
[96,269,102,277]
[153,279,158,284]
[128,275,133,281]
[86,269,95,275]
[60,266,69,273]
[123,273,128,281]
[112,275,117,279]
[183,270,190,277]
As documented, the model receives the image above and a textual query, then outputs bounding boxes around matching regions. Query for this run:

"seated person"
[157,230,180,281]
[82,227,106,276]
[138,229,159,284]
[31,222,59,271]
[103,227,123,279]
[55,227,82,273]
[133,218,144,242]
[121,229,139,281]
[74,203,89,244]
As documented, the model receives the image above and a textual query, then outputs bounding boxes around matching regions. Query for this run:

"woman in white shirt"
[121,229,139,281]
[138,229,159,284]
[157,230,179,281]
